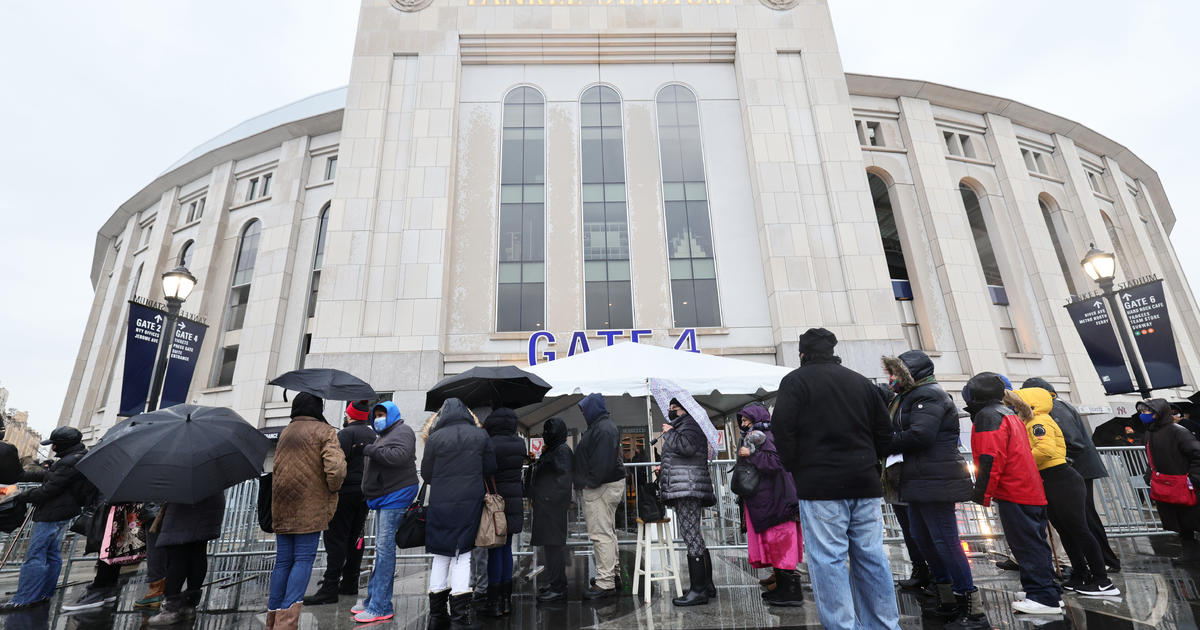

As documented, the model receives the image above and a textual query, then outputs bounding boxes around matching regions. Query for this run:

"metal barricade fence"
[0,445,1168,609]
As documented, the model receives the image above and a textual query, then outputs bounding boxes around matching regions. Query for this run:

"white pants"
[430,552,472,595]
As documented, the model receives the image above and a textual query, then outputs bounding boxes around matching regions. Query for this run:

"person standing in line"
[1022,377,1120,573]
[882,352,986,629]
[266,393,347,630]
[771,328,900,630]
[0,428,90,612]
[963,373,1062,615]
[306,401,376,605]
[146,491,226,625]
[572,393,626,601]
[480,408,526,617]
[133,504,169,611]
[659,398,717,607]
[421,398,496,630]
[351,401,419,623]
[530,417,573,603]
[1139,398,1200,563]
[874,382,932,593]
[1015,387,1118,597]
[735,404,803,607]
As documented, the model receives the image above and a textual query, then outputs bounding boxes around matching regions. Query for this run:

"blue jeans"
[12,520,69,605]
[268,533,320,610]
[361,508,403,617]
[796,499,900,630]
[487,534,514,584]
[907,501,973,593]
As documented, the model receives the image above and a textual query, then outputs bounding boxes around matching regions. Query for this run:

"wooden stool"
[632,517,683,604]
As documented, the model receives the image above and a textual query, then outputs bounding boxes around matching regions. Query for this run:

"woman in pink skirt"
[736,404,804,607]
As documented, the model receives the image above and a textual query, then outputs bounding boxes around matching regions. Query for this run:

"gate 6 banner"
[119,302,165,416]
[1065,298,1135,395]
[160,318,208,409]
[1120,280,1185,390]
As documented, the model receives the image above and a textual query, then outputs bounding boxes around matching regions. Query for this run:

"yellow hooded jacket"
[1015,387,1067,470]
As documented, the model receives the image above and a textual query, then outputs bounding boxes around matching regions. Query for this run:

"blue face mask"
[1139,412,1156,424]
[374,416,388,432]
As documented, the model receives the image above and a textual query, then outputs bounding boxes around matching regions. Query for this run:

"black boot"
[481,584,503,618]
[339,571,361,596]
[672,555,710,607]
[897,563,932,590]
[944,588,989,630]
[922,583,960,621]
[1174,538,1200,564]
[181,590,202,619]
[427,589,451,630]
[449,592,481,630]
[763,570,804,607]
[500,581,512,615]
[701,550,717,597]
[303,578,340,605]
[761,569,782,600]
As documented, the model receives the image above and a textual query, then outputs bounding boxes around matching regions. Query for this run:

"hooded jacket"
[157,492,226,547]
[882,351,972,504]
[361,401,419,502]
[659,412,716,506]
[530,417,573,546]
[964,373,1046,507]
[1144,398,1200,484]
[484,407,526,534]
[1016,388,1068,471]
[272,393,348,534]
[572,394,625,490]
[421,398,497,556]
[742,429,799,531]
[1021,378,1107,480]
[22,441,90,523]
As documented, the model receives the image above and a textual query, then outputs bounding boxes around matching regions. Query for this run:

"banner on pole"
[119,302,166,416]
[1065,298,1136,395]
[1120,280,1185,390]
[160,317,208,409]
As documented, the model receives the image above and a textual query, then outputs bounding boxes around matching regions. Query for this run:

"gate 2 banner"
[119,302,165,416]
[1120,280,1185,390]
[1066,298,1136,395]
[160,318,208,409]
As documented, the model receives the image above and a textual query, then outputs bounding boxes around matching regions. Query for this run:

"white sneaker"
[1016,592,1064,606]
[1012,598,1063,615]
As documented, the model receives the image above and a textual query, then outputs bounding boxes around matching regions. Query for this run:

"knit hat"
[798,328,837,355]
[997,374,1014,391]
[346,400,370,423]
[290,392,326,421]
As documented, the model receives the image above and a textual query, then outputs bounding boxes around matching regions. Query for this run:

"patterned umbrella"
[648,378,719,460]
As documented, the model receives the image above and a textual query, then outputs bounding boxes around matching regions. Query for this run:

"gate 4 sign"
[1120,280,1184,390]
[118,300,209,416]
[527,328,699,366]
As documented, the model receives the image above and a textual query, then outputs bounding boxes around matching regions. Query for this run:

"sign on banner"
[160,318,208,409]
[1065,298,1136,395]
[529,437,544,458]
[119,302,167,416]
[1120,280,1185,390]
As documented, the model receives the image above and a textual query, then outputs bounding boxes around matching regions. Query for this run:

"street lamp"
[146,266,197,412]
[1080,244,1151,399]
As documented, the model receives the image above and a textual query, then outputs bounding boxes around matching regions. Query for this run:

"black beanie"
[290,392,326,421]
[798,328,837,355]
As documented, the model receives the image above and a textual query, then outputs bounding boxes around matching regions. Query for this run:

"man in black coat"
[772,329,900,630]
[572,393,625,600]
[0,420,21,485]
[305,401,377,604]
[531,418,573,602]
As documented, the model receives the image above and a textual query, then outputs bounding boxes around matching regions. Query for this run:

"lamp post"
[1080,244,1152,399]
[146,266,197,412]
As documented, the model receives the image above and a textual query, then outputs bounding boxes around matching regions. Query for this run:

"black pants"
[1041,464,1106,582]
[321,494,369,587]
[996,500,1060,607]
[164,541,208,597]
[541,545,567,592]
[1084,479,1120,568]
[893,504,926,567]
[91,560,121,589]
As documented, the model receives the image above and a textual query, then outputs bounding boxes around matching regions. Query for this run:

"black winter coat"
[1144,399,1200,533]
[530,419,573,546]
[485,408,525,534]
[338,420,376,497]
[1051,399,1107,480]
[0,443,20,485]
[885,351,972,504]
[22,442,90,523]
[572,394,625,490]
[773,357,893,500]
[157,492,226,546]
[421,399,497,556]
[658,414,715,507]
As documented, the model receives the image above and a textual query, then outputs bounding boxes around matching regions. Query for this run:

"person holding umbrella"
[146,491,227,625]
[659,398,717,607]
[267,393,347,630]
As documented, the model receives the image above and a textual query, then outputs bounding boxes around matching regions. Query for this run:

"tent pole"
[646,379,654,458]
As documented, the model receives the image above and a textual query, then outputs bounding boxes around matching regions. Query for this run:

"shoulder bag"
[475,477,508,549]
[394,483,428,549]
[1147,439,1198,506]
[731,458,761,497]
[636,477,666,522]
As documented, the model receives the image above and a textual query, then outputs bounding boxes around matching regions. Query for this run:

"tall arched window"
[960,183,1018,352]
[1101,211,1126,268]
[128,263,143,300]
[212,219,261,387]
[1038,198,1078,297]
[299,207,330,368]
[178,240,194,268]
[581,86,632,329]
[657,85,720,328]
[496,87,545,332]
[868,172,920,348]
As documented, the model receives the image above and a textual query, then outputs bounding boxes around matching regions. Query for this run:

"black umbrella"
[425,366,551,412]
[269,368,376,401]
[77,404,271,504]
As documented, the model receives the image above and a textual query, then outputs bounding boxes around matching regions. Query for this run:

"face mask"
[1139,412,1156,424]
[374,416,389,432]
[888,378,901,393]
[667,409,679,420]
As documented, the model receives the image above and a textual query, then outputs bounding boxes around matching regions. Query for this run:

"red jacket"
[969,402,1046,506]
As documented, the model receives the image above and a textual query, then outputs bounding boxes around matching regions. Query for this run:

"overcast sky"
[1,1,1196,436]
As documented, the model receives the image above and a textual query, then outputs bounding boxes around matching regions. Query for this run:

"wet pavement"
[4,535,1200,629]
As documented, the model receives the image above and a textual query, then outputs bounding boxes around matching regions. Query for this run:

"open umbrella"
[77,404,271,504]
[269,368,376,401]
[425,366,551,412]
[649,378,720,460]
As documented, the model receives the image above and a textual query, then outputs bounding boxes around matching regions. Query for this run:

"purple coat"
[743,431,799,532]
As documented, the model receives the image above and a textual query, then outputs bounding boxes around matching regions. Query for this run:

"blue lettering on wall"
[527,329,699,365]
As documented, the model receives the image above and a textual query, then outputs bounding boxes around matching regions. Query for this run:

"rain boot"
[481,584,503,618]
[275,601,302,630]
[427,589,451,630]
[922,583,959,621]
[701,550,717,597]
[449,592,480,630]
[147,593,185,626]
[500,581,512,615]
[763,570,804,607]
[762,569,783,599]
[897,563,932,590]
[945,588,989,630]
[135,579,166,609]
[672,555,710,606]
[303,578,340,605]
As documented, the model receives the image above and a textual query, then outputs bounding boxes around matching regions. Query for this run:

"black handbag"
[731,459,761,497]
[257,473,274,533]
[636,480,666,522]
[395,483,428,549]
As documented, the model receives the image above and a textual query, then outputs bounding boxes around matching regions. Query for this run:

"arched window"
[581,86,632,329]
[496,87,545,332]
[960,183,1018,352]
[212,220,261,387]
[1038,198,1078,297]
[128,263,143,300]
[1101,211,1126,267]
[657,85,720,328]
[178,240,194,268]
[868,172,920,348]
[299,206,330,368]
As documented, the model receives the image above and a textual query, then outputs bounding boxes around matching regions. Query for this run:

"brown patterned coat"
[271,416,347,534]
